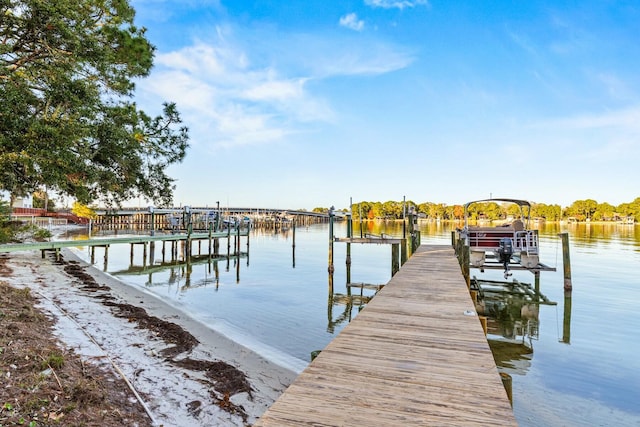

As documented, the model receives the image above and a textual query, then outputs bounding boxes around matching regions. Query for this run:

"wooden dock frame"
[255,245,517,426]
[2,229,250,272]
[328,209,419,281]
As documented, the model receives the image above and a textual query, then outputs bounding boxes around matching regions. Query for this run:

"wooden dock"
[255,245,517,426]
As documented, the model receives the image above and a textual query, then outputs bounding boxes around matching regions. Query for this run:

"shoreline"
[2,248,299,426]
[64,245,309,375]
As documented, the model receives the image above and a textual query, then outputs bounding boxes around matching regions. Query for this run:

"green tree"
[532,203,562,221]
[617,197,640,222]
[594,202,615,221]
[381,200,400,219]
[370,202,383,219]
[446,204,462,220]
[429,203,446,220]
[0,199,9,222]
[0,0,189,207]
[506,203,521,219]
[567,199,598,221]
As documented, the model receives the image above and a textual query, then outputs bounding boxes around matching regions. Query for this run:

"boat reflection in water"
[472,277,556,375]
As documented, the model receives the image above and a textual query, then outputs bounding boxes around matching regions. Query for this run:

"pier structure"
[0,228,249,270]
[91,206,329,232]
[256,244,517,426]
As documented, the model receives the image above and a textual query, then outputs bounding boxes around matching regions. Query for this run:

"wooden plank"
[255,245,517,426]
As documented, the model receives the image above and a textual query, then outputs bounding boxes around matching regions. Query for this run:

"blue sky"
[130,0,640,210]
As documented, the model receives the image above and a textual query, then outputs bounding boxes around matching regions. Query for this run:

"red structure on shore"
[10,207,88,225]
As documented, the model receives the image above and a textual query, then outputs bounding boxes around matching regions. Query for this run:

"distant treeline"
[312,197,640,223]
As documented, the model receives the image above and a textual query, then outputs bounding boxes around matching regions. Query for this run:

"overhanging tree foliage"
[0,0,188,207]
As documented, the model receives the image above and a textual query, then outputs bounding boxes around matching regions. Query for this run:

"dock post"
[246,225,250,265]
[91,247,96,264]
[187,223,193,260]
[479,316,488,335]
[236,248,241,283]
[149,242,155,266]
[346,212,352,282]
[391,243,400,276]
[328,271,334,301]
[558,232,572,291]
[559,230,574,345]
[236,223,241,255]
[401,238,408,265]
[562,290,572,344]
[143,243,147,267]
[149,206,155,236]
[457,238,470,288]
[500,373,513,406]
[129,243,134,265]
[328,207,335,274]
[208,222,213,258]
[292,219,296,268]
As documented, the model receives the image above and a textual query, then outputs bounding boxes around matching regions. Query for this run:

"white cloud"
[527,106,640,163]
[314,47,414,77]
[241,78,306,102]
[137,35,334,151]
[136,24,414,151]
[364,0,429,10]
[339,13,364,31]
[546,106,640,130]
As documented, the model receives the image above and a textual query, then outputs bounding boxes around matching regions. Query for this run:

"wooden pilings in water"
[92,209,328,234]
[331,212,412,279]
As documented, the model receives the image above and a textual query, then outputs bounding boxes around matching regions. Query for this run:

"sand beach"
[1,247,299,426]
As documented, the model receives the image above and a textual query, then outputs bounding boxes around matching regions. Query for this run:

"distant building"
[0,191,34,208]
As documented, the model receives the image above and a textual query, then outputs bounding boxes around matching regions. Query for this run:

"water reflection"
[327,282,384,333]
[471,276,557,375]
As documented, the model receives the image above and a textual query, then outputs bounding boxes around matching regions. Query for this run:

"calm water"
[67,221,640,427]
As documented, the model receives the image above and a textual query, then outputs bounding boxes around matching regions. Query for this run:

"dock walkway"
[255,244,517,426]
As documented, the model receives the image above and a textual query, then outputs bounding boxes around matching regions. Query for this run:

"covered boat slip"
[255,245,516,426]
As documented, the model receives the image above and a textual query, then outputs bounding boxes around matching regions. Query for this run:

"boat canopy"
[463,198,533,227]
[463,198,531,210]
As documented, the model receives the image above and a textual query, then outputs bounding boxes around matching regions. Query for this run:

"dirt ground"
[0,254,256,426]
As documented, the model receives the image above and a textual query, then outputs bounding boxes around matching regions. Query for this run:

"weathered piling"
[346,213,352,283]
[292,219,296,268]
[558,232,572,291]
[391,243,400,276]
[328,207,335,274]
[562,290,572,344]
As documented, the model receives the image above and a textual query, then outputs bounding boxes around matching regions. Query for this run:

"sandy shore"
[2,248,300,426]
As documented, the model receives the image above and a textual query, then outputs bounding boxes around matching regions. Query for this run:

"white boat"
[458,198,540,277]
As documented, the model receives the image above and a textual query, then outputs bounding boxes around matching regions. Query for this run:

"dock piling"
[558,232,572,291]
[328,207,335,274]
